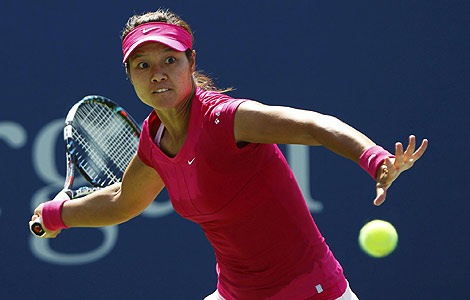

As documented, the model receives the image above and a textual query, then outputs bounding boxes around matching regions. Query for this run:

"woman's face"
[128,42,195,110]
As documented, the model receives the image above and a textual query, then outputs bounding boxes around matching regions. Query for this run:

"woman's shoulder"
[197,88,235,107]
[197,88,251,116]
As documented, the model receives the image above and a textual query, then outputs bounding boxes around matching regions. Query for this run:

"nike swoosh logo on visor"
[142,27,160,34]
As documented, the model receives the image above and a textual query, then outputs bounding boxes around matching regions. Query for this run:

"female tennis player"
[30,9,428,300]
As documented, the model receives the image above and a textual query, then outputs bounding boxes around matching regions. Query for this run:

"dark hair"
[121,9,232,93]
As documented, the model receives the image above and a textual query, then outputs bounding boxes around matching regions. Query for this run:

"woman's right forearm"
[61,183,136,227]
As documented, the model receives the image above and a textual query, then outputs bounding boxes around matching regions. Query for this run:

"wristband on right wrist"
[41,199,70,231]
[359,145,395,180]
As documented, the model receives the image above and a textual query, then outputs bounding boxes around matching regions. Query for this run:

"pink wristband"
[41,199,70,231]
[359,146,395,179]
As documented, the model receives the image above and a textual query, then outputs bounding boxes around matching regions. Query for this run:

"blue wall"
[1,1,469,299]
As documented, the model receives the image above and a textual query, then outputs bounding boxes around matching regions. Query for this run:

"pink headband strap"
[122,22,192,63]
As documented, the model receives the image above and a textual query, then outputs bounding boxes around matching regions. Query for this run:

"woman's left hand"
[374,135,428,206]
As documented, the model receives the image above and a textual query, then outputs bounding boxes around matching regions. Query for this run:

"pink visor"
[122,22,192,63]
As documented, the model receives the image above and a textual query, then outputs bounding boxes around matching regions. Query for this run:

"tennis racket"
[30,95,141,237]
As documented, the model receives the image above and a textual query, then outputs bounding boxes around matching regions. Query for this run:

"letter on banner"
[287,144,323,213]
[0,121,28,217]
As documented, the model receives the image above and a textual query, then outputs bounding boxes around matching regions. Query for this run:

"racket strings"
[73,102,139,186]
[74,133,120,185]
[77,104,137,158]
[76,123,136,184]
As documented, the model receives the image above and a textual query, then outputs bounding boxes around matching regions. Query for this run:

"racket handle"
[30,216,46,237]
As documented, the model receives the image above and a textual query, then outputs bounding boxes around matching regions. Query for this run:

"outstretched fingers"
[396,135,428,170]
[403,135,416,161]
[394,142,404,168]
[412,138,428,161]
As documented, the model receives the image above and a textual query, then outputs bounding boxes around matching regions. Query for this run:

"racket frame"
[30,95,140,237]
[64,95,141,187]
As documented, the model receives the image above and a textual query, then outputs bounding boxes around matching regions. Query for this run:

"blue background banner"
[1,1,468,299]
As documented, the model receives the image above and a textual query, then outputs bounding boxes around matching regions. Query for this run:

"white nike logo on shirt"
[188,158,195,165]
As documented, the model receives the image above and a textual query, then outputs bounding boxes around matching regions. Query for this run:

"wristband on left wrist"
[359,145,395,179]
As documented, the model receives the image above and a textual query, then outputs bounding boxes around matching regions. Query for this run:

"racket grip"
[30,216,46,237]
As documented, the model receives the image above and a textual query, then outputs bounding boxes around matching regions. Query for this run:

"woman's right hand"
[29,202,62,238]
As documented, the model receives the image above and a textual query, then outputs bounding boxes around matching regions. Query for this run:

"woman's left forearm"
[235,101,376,161]
[309,114,375,162]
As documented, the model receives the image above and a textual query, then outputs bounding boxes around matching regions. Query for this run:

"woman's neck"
[155,86,196,157]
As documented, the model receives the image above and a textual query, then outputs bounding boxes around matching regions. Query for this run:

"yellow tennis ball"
[358,220,398,258]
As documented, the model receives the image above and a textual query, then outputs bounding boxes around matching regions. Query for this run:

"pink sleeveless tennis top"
[137,87,346,299]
